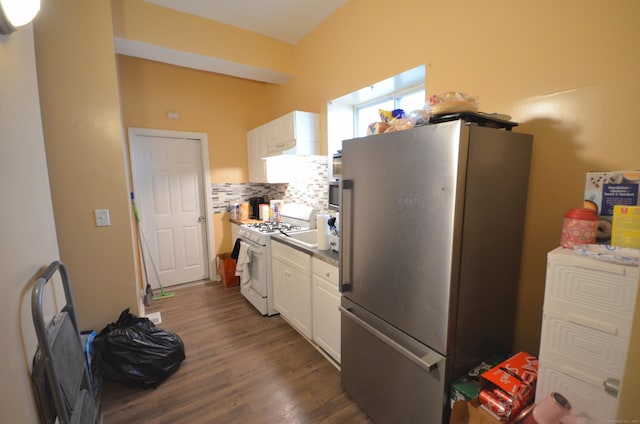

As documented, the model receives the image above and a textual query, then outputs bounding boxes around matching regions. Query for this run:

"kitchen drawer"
[535,360,619,423]
[539,310,629,382]
[544,251,638,337]
[272,241,311,274]
[312,257,338,287]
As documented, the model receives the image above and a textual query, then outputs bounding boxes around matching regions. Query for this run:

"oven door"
[238,237,272,315]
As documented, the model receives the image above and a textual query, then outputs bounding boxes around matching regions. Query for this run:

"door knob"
[198,216,205,223]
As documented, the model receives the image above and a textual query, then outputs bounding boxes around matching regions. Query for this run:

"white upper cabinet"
[246,127,267,183]
[247,111,319,183]
[264,111,319,157]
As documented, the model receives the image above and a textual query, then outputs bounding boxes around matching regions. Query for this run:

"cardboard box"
[450,399,503,424]
[479,352,538,422]
[217,253,239,287]
[612,205,640,249]
[584,171,640,242]
[450,400,536,424]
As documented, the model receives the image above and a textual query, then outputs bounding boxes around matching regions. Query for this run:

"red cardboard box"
[479,352,538,421]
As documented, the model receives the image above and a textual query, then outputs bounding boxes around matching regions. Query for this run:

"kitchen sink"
[284,229,318,249]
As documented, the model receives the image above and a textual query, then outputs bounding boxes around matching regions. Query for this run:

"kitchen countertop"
[230,218,263,225]
[230,218,339,267]
[271,233,340,267]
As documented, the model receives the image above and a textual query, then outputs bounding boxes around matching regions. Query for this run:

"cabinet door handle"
[574,261,626,275]
[560,365,605,388]
[566,313,618,335]
[603,378,620,397]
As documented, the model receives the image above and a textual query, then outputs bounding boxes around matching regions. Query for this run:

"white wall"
[0,26,61,423]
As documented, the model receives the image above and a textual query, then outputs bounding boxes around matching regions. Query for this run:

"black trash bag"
[93,308,185,388]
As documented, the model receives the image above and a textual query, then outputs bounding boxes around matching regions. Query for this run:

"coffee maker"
[248,196,267,219]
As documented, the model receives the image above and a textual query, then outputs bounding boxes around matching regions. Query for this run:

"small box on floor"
[478,352,538,422]
[450,399,503,424]
[217,253,239,287]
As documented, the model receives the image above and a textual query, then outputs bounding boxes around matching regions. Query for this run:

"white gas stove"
[239,221,306,245]
[237,204,316,315]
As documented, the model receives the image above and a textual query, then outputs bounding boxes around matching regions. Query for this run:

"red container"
[217,253,239,287]
[479,389,508,419]
[560,208,598,248]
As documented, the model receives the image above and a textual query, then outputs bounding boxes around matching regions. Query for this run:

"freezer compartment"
[340,298,448,423]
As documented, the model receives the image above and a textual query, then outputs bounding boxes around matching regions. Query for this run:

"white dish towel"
[235,241,252,284]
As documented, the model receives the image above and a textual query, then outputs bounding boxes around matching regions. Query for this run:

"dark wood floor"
[101,281,372,424]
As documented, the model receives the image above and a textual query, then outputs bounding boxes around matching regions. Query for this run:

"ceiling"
[142,0,348,44]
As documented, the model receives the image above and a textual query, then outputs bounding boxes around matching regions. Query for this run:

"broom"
[131,192,175,300]
[132,193,153,306]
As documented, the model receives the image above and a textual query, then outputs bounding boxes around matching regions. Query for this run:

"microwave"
[329,151,342,181]
[328,181,340,211]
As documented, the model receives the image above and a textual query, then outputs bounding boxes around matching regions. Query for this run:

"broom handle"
[131,193,167,293]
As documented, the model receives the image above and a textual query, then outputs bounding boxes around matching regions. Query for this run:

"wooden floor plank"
[100,281,372,424]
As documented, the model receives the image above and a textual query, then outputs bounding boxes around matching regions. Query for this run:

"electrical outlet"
[94,209,111,227]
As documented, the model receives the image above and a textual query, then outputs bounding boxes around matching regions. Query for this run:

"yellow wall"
[30,0,640,419]
[111,0,294,76]
[33,0,138,331]
[1,26,61,424]
[295,0,640,348]
[116,55,270,253]
[273,0,640,418]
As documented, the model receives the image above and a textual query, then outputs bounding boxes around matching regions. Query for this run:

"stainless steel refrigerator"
[339,119,533,423]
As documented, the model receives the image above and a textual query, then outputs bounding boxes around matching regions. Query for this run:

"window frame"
[327,65,426,154]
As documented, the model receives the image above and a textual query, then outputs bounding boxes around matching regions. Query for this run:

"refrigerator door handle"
[339,179,353,292]
[339,305,441,372]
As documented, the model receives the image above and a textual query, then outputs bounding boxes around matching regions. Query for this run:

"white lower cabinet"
[271,241,341,365]
[536,247,639,423]
[312,257,341,364]
[272,242,312,339]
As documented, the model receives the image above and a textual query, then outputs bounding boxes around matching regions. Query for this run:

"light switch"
[95,209,111,227]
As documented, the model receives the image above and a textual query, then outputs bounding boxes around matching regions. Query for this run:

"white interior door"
[131,134,209,288]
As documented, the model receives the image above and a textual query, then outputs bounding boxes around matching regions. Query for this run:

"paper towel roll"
[316,214,330,250]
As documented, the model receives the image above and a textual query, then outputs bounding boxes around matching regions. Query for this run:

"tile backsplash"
[211,156,330,215]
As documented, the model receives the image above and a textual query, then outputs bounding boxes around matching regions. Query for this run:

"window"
[354,88,425,137]
[327,65,426,154]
